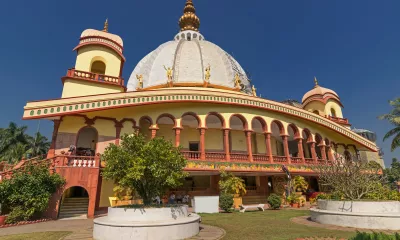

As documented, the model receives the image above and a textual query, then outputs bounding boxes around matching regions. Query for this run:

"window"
[91,61,106,74]
[330,108,337,117]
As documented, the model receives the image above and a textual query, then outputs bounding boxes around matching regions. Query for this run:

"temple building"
[12,0,379,218]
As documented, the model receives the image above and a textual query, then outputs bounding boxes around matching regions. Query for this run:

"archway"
[58,186,89,219]
[181,113,201,159]
[229,115,247,155]
[251,117,266,154]
[287,124,299,157]
[76,127,98,156]
[205,113,224,152]
[139,116,152,141]
[315,134,323,159]
[156,114,175,143]
[302,129,312,159]
[271,121,284,156]
[330,108,337,117]
[91,60,106,75]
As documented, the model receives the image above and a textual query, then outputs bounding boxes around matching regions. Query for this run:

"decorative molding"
[23,88,377,152]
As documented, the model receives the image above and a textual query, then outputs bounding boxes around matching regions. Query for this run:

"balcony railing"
[327,116,350,125]
[230,153,249,162]
[66,156,98,168]
[290,157,303,164]
[179,150,331,166]
[65,69,124,86]
[181,151,201,160]
[272,155,287,163]
[205,152,226,161]
[253,154,269,162]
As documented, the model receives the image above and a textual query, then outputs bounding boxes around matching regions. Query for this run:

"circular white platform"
[310,200,400,230]
[93,205,200,240]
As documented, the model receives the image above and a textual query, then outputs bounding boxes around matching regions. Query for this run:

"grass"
[200,210,356,240]
[0,231,71,240]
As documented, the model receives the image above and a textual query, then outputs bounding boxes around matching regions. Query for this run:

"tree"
[0,162,65,223]
[384,158,400,190]
[317,156,383,200]
[1,143,28,164]
[379,98,400,151]
[26,132,50,157]
[0,122,28,158]
[101,134,188,205]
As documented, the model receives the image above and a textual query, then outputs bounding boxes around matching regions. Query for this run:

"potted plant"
[287,193,300,208]
[218,171,247,209]
[292,176,308,194]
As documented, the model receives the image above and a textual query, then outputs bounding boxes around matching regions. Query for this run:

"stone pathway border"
[291,216,399,234]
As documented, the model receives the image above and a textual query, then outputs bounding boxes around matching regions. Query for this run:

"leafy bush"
[364,182,400,201]
[350,231,400,240]
[316,193,331,200]
[0,162,65,223]
[219,171,246,196]
[267,194,281,209]
[219,193,234,213]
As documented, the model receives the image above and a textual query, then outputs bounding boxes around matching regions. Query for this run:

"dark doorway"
[189,142,199,151]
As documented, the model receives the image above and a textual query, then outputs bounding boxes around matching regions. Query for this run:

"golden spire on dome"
[103,19,109,32]
[314,76,319,88]
[179,0,200,32]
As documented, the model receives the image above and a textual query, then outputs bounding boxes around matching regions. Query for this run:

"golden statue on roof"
[234,73,241,89]
[252,85,257,97]
[204,64,211,82]
[164,66,173,82]
[136,74,143,89]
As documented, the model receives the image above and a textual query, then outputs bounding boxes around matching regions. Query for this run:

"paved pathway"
[0,219,225,240]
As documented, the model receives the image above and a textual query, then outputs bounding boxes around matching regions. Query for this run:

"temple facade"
[10,0,379,218]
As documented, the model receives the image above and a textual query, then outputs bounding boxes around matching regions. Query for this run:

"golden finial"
[252,85,257,97]
[234,73,241,89]
[179,0,200,32]
[204,64,211,82]
[314,76,319,87]
[103,19,109,32]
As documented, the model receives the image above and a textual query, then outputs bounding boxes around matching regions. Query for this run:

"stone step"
[63,198,89,202]
[60,205,88,210]
[59,213,87,219]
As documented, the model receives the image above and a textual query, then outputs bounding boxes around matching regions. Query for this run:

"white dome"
[127,30,251,94]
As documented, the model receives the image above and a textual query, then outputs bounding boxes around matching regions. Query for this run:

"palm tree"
[26,132,50,157]
[379,98,400,151]
[0,122,28,157]
[2,143,28,164]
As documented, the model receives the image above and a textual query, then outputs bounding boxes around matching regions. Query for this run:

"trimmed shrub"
[219,193,234,213]
[350,231,400,240]
[267,194,281,210]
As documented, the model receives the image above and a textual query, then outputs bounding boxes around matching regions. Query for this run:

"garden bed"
[0,218,52,228]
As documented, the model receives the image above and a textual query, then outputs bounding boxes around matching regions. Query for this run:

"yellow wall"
[99,179,115,207]
[61,79,123,98]
[254,133,266,154]
[205,129,224,151]
[231,130,247,152]
[180,128,199,149]
[75,45,122,77]
[121,121,136,136]
[324,100,343,118]
[59,116,86,133]
[156,124,175,143]
[303,101,326,116]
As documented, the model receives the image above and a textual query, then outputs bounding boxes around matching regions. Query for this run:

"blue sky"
[0,0,399,166]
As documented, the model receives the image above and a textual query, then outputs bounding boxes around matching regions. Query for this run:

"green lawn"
[200,210,355,240]
[0,232,71,240]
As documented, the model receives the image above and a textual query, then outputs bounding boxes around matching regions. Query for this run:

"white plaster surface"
[192,196,219,213]
[93,206,200,240]
[127,31,252,94]
[310,200,400,230]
